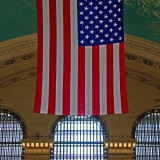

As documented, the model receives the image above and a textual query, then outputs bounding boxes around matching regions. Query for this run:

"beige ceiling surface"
[0,2,160,133]
[0,0,159,93]
[0,34,159,90]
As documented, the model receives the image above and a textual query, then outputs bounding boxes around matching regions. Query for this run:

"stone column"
[104,139,136,160]
[21,138,54,160]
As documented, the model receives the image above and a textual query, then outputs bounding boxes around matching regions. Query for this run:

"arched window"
[0,108,26,159]
[132,109,160,160]
[50,116,108,160]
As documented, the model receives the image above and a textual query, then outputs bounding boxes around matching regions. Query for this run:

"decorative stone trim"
[0,34,160,90]
[22,140,53,148]
[21,138,53,160]
[104,139,136,160]
[104,139,136,151]
[0,51,36,69]
[0,34,37,56]
[1,66,160,90]
[125,35,160,57]
[0,67,36,89]
[0,34,159,58]
[126,68,160,90]
[125,52,160,70]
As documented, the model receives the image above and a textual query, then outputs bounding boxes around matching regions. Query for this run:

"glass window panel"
[50,116,108,160]
[0,108,26,159]
[132,109,160,160]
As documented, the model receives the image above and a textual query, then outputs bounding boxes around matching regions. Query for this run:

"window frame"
[0,108,26,159]
[132,109,160,160]
[50,116,108,160]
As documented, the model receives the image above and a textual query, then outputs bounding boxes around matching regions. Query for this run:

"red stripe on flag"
[78,46,85,115]
[107,44,114,114]
[48,0,57,114]
[34,0,43,113]
[119,42,128,113]
[63,0,71,115]
[92,46,100,115]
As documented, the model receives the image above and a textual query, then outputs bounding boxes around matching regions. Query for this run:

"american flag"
[34,0,128,115]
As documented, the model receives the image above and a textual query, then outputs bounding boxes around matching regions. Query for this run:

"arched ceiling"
[0,0,160,117]
[0,0,160,43]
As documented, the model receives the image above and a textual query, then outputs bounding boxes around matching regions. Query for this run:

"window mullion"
[51,116,108,160]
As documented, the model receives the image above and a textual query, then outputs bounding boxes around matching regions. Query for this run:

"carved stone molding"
[0,67,36,89]
[1,51,160,72]
[0,67,160,90]
[0,34,160,90]
[104,139,136,150]
[126,68,160,90]
[0,34,37,56]
[125,34,160,57]
[0,51,36,69]
[125,53,160,70]
[0,34,159,58]
[21,138,53,160]
[104,139,136,160]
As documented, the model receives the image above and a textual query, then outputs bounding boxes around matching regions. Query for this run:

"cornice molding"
[0,66,160,90]
[0,34,37,57]
[125,52,160,71]
[0,34,160,89]
[0,51,36,69]
[125,34,160,57]
[126,68,160,90]
[0,66,36,89]
[0,34,159,57]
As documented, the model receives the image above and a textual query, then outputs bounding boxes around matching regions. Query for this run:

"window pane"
[50,116,108,160]
[132,109,160,160]
[0,108,26,159]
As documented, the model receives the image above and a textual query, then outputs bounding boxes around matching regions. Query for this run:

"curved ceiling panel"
[124,0,160,43]
[0,0,160,43]
[0,0,37,42]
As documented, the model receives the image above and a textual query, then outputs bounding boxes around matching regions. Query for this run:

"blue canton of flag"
[78,0,124,46]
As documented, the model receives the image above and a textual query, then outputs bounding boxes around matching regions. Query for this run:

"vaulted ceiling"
[0,0,160,124]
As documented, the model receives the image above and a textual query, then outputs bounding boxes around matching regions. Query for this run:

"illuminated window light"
[128,143,131,147]
[133,143,136,148]
[50,143,53,147]
[26,143,30,147]
[105,143,108,148]
[119,143,122,147]
[114,143,118,147]
[110,143,113,147]
[40,143,44,147]
[31,143,34,147]
[22,143,25,147]
[36,143,39,147]
[45,143,48,147]
[123,143,127,147]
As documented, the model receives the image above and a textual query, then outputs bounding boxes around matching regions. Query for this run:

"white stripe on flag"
[70,0,78,115]
[41,0,50,113]
[113,43,122,113]
[100,45,107,114]
[55,0,64,115]
[85,46,92,115]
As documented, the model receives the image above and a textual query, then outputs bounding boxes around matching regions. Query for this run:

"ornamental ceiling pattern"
[0,1,159,90]
[0,0,160,43]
